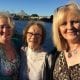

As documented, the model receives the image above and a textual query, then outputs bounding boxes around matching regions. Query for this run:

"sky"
[0,0,80,16]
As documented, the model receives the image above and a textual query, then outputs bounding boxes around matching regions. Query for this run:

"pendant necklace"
[68,46,78,58]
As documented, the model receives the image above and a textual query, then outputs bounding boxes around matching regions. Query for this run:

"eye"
[60,22,67,27]
[62,22,67,25]
[74,20,80,23]
[35,33,42,37]
[0,25,11,29]
[27,32,33,36]
[71,20,80,24]
[0,25,4,29]
[6,26,11,29]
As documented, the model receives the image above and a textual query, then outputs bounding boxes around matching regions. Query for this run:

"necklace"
[68,49,78,58]
[67,46,79,58]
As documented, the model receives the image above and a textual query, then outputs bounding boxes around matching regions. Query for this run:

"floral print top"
[53,52,80,80]
[0,44,20,80]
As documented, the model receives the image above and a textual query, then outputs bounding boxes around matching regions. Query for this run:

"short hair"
[52,3,80,51]
[0,13,14,29]
[23,20,46,45]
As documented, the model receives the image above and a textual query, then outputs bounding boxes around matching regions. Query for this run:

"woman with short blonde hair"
[53,3,80,80]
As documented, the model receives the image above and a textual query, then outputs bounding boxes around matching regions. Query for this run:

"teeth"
[67,31,73,33]
[67,30,76,33]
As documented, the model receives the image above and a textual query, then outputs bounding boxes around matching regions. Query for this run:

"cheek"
[0,29,3,35]
[59,27,65,34]
[74,22,80,30]
[5,29,12,34]
[38,38,42,44]
[78,23,80,30]
[26,36,29,42]
[59,28,67,38]
[39,37,43,45]
[59,27,67,34]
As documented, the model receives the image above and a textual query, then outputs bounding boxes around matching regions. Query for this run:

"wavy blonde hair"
[52,3,80,51]
[0,13,14,29]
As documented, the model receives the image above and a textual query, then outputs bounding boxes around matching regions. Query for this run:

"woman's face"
[59,14,80,43]
[0,17,12,43]
[26,25,42,50]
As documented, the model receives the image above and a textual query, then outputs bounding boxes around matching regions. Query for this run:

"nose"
[67,22,73,29]
[31,34,36,38]
[3,27,8,32]
[3,27,6,31]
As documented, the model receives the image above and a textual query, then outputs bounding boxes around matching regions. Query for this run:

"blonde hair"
[52,3,80,51]
[0,13,14,29]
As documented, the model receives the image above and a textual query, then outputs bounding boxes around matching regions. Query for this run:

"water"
[14,20,54,52]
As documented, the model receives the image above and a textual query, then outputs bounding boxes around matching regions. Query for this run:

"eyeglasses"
[27,32,42,38]
[0,25,11,29]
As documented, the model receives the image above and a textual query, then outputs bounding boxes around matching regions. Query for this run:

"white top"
[26,47,47,80]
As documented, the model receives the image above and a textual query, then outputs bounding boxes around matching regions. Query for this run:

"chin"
[29,45,34,48]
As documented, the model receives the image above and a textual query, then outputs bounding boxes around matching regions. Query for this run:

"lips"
[67,29,78,34]
[30,40,37,43]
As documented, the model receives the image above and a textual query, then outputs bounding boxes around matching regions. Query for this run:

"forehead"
[28,24,42,33]
[58,10,80,25]
[0,17,8,24]
[67,10,80,20]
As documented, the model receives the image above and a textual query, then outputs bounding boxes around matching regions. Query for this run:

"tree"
[31,14,39,17]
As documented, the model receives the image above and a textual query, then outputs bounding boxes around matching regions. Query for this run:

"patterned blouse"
[0,44,20,80]
[53,52,80,80]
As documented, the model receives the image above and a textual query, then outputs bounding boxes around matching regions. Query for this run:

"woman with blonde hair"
[0,13,20,80]
[52,3,80,80]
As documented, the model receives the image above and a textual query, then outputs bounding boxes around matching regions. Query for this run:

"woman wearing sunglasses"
[52,3,80,80]
[20,21,53,80]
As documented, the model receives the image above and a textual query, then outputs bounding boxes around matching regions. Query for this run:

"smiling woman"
[20,20,53,80]
[52,3,80,80]
[0,13,20,80]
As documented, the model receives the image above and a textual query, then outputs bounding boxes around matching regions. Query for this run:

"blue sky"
[0,0,80,16]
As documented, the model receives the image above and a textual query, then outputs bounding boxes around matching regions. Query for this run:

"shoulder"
[57,51,65,60]
[21,46,27,51]
[55,51,65,63]
[54,51,67,71]
[20,46,27,60]
[53,51,70,79]
[20,45,28,54]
